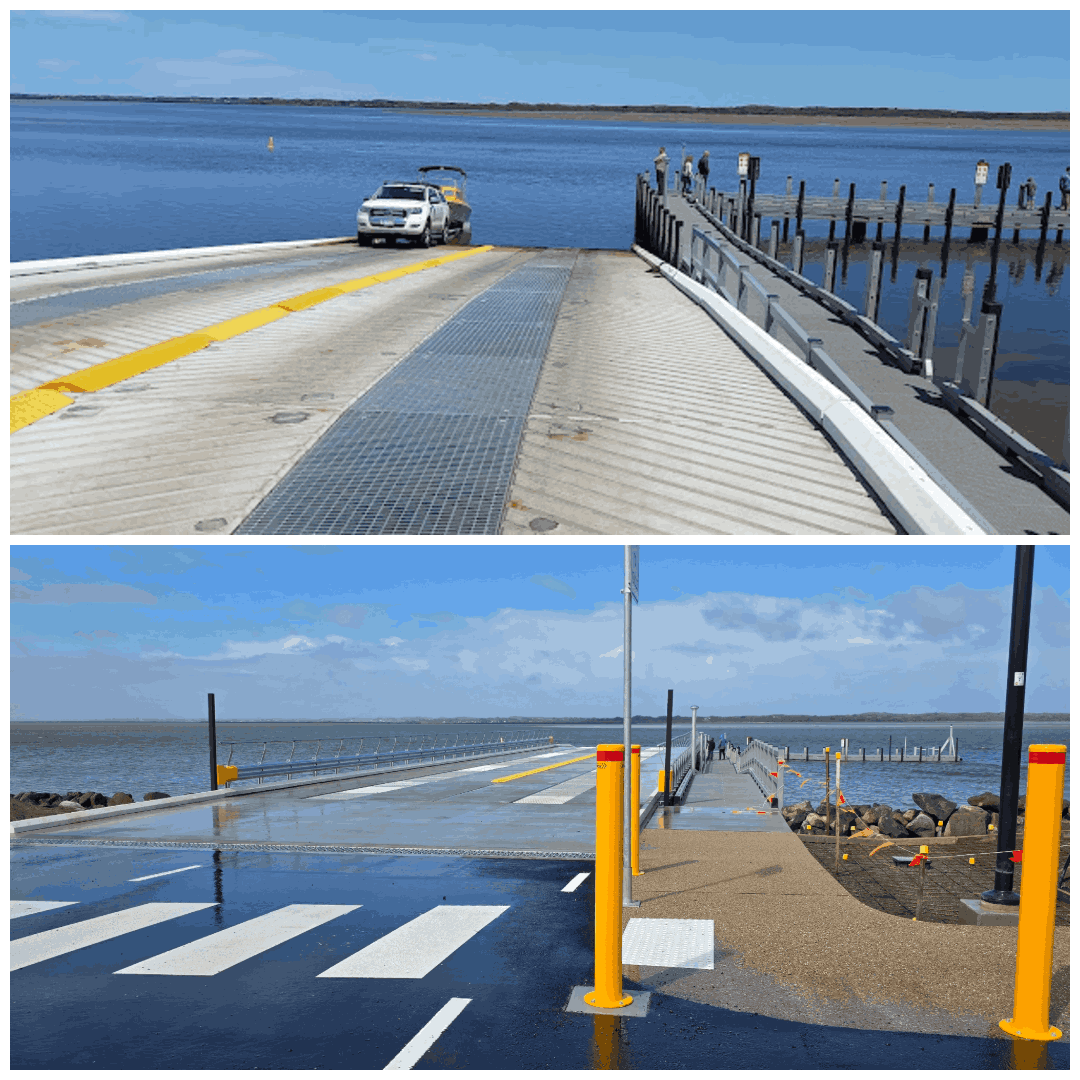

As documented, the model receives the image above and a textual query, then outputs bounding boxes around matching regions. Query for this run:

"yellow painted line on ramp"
[10,245,494,433]
[492,754,594,784]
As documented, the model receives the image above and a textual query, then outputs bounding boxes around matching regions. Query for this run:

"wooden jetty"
[706,184,1069,244]
[636,179,1069,534]
[782,746,961,764]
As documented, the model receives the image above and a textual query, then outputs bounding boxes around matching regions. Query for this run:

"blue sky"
[10,10,1069,111]
[10,544,1070,721]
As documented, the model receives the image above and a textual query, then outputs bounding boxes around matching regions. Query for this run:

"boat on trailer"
[417,166,471,239]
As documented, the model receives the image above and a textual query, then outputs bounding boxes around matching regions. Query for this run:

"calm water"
[11,102,1069,453]
[10,719,1069,814]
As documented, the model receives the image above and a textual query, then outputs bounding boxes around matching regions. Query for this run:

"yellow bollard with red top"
[585,745,633,1009]
[999,744,1067,1042]
[630,745,643,876]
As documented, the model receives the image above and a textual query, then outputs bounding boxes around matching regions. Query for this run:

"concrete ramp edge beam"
[9,742,565,838]
[632,246,984,536]
[11,235,360,278]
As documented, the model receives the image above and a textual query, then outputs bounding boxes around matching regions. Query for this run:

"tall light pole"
[622,545,639,908]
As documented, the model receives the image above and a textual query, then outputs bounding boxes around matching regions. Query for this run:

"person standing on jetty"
[654,146,669,192]
[697,149,710,190]
[681,154,693,195]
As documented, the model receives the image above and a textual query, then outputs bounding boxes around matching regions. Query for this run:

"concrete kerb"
[9,742,568,838]
[632,245,984,536]
[10,236,358,278]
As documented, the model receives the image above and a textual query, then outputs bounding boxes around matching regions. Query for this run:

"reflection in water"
[1009,1037,1050,1070]
[212,848,224,926]
[591,1015,622,1070]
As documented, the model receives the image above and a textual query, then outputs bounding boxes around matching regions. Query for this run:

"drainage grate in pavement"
[236,262,573,534]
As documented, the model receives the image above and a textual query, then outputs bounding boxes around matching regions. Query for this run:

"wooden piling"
[1036,190,1052,279]
[769,219,780,259]
[824,241,838,293]
[891,184,906,281]
[796,179,805,234]
[864,241,885,323]
[793,229,805,275]
[940,187,957,278]
[783,175,792,239]
[843,182,856,242]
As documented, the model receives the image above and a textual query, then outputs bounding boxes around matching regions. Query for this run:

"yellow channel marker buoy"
[268,136,274,150]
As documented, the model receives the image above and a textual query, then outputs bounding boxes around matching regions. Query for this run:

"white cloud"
[381,636,404,647]
[600,646,622,658]
[847,637,873,645]
[458,649,479,672]
[393,657,429,671]
[38,58,79,72]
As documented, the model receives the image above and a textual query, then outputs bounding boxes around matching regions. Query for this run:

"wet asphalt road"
[10,844,1069,1070]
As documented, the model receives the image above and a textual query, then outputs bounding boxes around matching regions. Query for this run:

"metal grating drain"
[236,262,573,534]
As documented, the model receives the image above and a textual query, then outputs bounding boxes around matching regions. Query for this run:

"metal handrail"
[731,737,784,806]
[219,730,552,785]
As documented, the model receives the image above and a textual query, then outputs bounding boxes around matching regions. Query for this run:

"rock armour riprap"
[782,788,1067,838]
[10,790,170,820]
[944,804,990,836]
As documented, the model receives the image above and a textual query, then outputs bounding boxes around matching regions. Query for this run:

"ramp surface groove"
[502,251,897,534]
[236,258,575,534]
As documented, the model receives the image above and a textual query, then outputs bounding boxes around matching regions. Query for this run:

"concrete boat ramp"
[12,236,1011,535]
[11,743,1067,1069]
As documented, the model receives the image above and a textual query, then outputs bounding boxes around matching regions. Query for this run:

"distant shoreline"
[11,714,1070,725]
[10,95,1068,131]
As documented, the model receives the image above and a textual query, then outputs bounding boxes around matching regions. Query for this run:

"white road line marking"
[11,900,78,919]
[115,903,359,975]
[317,905,508,980]
[384,997,472,1071]
[622,918,715,969]
[562,873,590,893]
[10,902,217,971]
[128,864,203,882]
[312,748,578,798]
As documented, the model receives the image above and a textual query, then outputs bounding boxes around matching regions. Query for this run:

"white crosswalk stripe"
[10,902,216,971]
[561,873,590,893]
[115,903,360,975]
[317,905,508,979]
[384,997,472,1070]
[11,900,79,919]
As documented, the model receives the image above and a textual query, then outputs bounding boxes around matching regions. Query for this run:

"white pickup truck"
[356,182,451,247]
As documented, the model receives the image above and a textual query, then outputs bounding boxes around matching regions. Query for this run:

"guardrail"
[217,730,552,786]
[678,187,1069,505]
[731,738,785,807]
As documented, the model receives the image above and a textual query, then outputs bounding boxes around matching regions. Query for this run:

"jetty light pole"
[983,545,1035,906]
[622,546,640,908]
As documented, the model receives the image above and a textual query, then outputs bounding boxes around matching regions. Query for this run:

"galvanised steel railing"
[218,730,553,786]
[731,737,785,806]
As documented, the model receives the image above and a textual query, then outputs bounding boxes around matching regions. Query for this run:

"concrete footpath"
[11,743,1070,1068]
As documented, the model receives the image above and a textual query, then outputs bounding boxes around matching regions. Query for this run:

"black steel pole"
[982,546,1035,905]
[208,692,218,791]
[663,689,674,807]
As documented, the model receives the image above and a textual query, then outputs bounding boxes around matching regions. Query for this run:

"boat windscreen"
[375,185,426,201]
